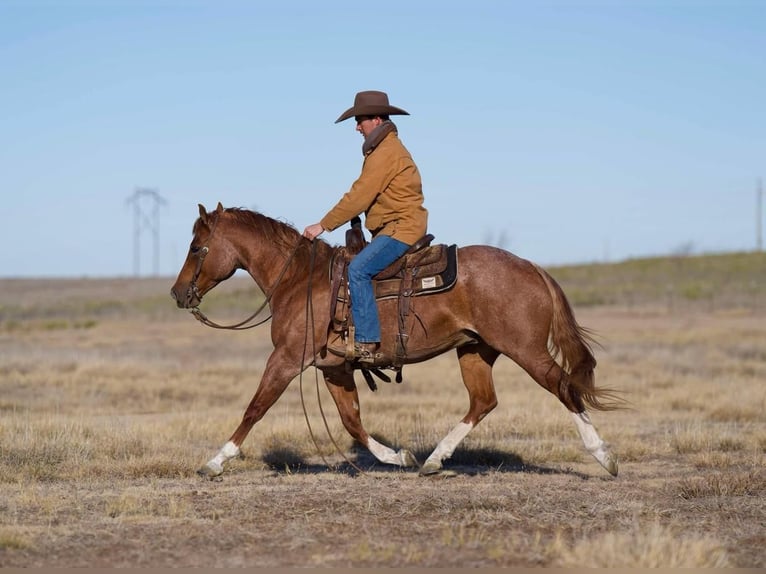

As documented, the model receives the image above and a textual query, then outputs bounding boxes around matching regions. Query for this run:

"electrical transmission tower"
[126,187,167,276]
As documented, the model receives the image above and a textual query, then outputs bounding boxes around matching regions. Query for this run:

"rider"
[302,90,428,363]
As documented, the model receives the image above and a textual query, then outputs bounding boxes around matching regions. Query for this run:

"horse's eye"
[190,246,201,254]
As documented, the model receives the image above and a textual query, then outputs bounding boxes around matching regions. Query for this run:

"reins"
[188,213,364,473]
[298,240,365,475]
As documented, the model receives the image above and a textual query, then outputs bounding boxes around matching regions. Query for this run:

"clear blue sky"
[2,0,764,277]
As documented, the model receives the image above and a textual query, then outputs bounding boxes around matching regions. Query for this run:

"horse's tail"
[531,263,623,412]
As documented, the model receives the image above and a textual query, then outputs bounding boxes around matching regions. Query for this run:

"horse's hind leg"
[514,350,618,476]
[420,343,500,476]
[322,368,418,468]
[570,410,618,476]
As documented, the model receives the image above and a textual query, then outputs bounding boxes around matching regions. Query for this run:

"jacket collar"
[362,120,397,156]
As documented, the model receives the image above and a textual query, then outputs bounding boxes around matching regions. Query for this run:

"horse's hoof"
[399,449,420,469]
[196,462,223,480]
[602,452,619,477]
[418,461,442,476]
[590,444,618,477]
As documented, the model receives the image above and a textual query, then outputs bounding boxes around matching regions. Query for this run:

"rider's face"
[355,116,382,138]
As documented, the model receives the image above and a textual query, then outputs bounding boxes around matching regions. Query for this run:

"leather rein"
[187,213,302,331]
[186,214,366,474]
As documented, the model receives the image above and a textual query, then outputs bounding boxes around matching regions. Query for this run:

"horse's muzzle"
[170,285,200,309]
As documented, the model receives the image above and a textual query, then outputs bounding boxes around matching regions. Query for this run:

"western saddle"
[327,217,458,385]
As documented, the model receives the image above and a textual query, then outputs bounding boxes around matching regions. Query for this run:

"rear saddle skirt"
[327,232,458,367]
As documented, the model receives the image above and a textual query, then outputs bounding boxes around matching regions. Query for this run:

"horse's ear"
[216,202,224,213]
[198,203,208,225]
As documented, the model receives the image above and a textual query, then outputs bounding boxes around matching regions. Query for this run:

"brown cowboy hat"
[335,90,410,123]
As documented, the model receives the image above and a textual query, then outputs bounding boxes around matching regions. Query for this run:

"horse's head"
[170,202,239,309]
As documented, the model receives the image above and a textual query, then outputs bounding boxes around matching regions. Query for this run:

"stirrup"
[354,342,382,364]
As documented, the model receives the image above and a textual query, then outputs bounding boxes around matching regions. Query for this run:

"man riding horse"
[302,90,428,365]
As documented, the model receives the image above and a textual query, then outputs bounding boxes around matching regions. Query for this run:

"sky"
[2,0,764,278]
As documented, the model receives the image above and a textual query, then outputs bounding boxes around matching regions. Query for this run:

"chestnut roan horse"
[171,203,620,478]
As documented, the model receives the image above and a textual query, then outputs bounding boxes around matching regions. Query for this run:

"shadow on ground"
[258,442,593,480]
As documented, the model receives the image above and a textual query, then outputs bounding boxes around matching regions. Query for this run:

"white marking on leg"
[424,421,474,467]
[571,411,618,476]
[367,437,403,465]
[206,440,241,475]
[571,411,603,451]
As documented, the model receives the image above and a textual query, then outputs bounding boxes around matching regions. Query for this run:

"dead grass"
[553,521,732,567]
[0,275,764,567]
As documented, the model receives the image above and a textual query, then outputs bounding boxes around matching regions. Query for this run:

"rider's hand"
[302,223,325,241]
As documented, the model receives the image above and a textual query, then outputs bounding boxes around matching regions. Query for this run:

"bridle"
[186,211,301,330]
[186,211,220,311]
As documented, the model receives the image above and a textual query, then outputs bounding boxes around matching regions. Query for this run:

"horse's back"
[456,244,548,293]
[448,244,554,335]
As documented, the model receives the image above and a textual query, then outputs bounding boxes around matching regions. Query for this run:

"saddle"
[328,218,458,373]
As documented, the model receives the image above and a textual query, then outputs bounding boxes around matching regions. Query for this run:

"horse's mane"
[203,207,336,265]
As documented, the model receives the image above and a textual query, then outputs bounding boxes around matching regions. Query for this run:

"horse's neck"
[233,220,324,296]
[240,239,295,295]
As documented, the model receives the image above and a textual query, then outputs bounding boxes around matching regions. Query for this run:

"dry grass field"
[1,252,764,567]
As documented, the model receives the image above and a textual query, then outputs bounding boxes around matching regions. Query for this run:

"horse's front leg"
[323,368,419,469]
[198,349,300,478]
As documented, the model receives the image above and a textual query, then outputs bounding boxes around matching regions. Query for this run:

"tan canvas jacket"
[320,131,428,245]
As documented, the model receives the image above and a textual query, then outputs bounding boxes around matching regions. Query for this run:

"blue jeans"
[348,234,410,343]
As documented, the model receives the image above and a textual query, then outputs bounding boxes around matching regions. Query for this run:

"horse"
[171,203,621,478]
